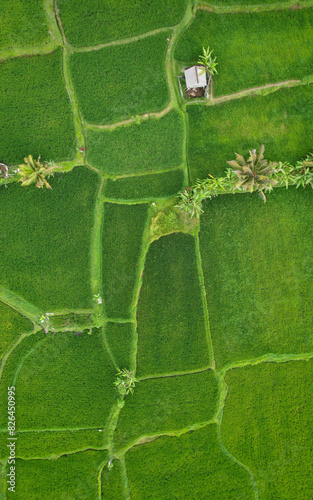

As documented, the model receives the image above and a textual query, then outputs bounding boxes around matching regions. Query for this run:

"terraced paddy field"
[0,0,312,498]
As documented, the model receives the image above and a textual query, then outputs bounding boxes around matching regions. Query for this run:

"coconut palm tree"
[17,155,55,189]
[227,145,278,202]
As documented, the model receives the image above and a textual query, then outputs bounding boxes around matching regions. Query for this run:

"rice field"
[1,0,313,498]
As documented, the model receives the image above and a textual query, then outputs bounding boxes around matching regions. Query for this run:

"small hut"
[184,65,207,97]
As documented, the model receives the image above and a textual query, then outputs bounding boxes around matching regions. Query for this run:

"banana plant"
[294,153,313,189]
[18,155,55,189]
[175,187,203,218]
[114,369,138,397]
[197,46,218,77]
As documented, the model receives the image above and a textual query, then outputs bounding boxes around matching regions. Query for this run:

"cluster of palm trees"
[176,145,313,218]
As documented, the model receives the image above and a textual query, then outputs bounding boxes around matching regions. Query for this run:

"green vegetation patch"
[201,0,310,4]
[0,303,32,358]
[0,167,99,311]
[87,111,184,175]
[136,233,210,377]
[58,0,187,46]
[8,450,107,498]
[13,429,104,460]
[0,0,49,50]
[14,330,116,430]
[101,459,124,500]
[125,424,253,499]
[222,360,313,499]
[104,322,134,370]
[114,370,218,452]
[200,188,313,369]
[0,49,75,166]
[102,203,148,318]
[175,9,313,96]
[187,86,313,180]
[70,33,170,124]
[105,169,185,201]
[0,333,43,436]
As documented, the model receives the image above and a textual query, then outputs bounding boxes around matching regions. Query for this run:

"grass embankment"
[222,360,313,499]
[0,167,99,311]
[187,85,313,180]
[70,33,171,124]
[175,9,313,97]
[87,110,184,175]
[199,188,313,369]
[58,0,187,46]
[0,49,76,166]
[136,232,211,377]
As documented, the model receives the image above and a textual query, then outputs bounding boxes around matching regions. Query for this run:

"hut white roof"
[184,65,207,89]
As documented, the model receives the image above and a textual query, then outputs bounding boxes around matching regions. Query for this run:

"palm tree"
[17,155,55,189]
[227,145,278,202]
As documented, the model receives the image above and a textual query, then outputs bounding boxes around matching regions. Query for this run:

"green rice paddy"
[102,203,148,318]
[222,360,313,498]
[58,0,187,46]
[0,0,49,51]
[114,370,218,452]
[86,110,184,175]
[104,168,184,201]
[125,425,254,499]
[0,167,99,311]
[1,0,313,497]
[200,188,313,369]
[187,85,313,180]
[136,233,211,376]
[70,33,171,124]
[11,450,107,499]
[0,303,32,358]
[0,50,76,165]
[175,9,313,96]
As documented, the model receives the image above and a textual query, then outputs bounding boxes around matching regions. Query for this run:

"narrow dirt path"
[86,103,173,131]
[203,79,303,106]
[70,26,172,53]
[198,0,313,14]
